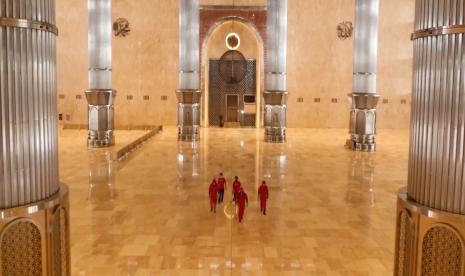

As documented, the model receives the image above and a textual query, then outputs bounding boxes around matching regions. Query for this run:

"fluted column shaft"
[347,0,380,152]
[264,0,287,143]
[394,2,465,275]
[0,0,59,209]
[0,2,70,275]
[86,0,115,148]
[408,0,465,214]
[178,0,201,141]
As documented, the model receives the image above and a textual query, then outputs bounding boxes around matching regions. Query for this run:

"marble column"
[346,0,380,152]
[85,0,116,148]
[0,0,70,274]
[177,0,201,141]
[394,1,465,275]
[264,0,287,143]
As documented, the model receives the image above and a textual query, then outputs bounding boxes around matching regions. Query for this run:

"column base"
[0,184,70,276]
[264,91,287,143]
[176,90,201,142]
[88,130,115,148]
[346,135,376,152]
[347,93,379,152]
[394,188,465,276]
[265,127,286,143]
[178,126,200,142]
[85,89,116,148]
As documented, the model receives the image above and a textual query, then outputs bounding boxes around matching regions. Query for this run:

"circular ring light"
[225,32,240,50]
[223,201,236,219]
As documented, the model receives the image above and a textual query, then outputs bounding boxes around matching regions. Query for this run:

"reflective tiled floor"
[60,127,410,275]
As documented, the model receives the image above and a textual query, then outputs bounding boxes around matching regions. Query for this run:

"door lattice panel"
[209,58,256,127]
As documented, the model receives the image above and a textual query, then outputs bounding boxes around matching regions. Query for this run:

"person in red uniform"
[258,180,269,215]
[209,179,219,213]
[232,176,241,202]
[217,172,227,203]
[236,188,248,222]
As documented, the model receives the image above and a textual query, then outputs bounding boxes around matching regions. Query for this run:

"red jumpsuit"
[258,184,269,214]
[232,180,241,202]
[236,190,248,222]
[209,182,219,212]
[217,177,226,203]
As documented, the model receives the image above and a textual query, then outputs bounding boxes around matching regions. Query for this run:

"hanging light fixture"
[225,0,240,50]
[219,0,246,84]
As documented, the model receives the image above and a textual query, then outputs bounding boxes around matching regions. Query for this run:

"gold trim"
[411,24,465,40]
[0,185,68,218]
[0,17,58,35]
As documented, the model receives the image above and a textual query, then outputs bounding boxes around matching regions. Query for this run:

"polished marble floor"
[59,127,410,276]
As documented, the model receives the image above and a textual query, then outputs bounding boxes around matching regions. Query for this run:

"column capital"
[85,89,117,106]
[176,89,202,104]
[348,93,380,109]
[264,90,288,105]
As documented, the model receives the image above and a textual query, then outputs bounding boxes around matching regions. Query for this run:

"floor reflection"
[347,152,376,206]
[261,144,288,193]
[61,127,410,275]
[87,150,117,202]
[177,141,200,189]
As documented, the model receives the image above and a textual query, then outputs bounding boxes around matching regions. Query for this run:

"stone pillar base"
[265,127,286,143]
[88,130,115,148]
[85,89,116,148]
[346,134,376,152]
[177,90,201,142]
[0,185,70,276]
[394,188,465,276]
[347,93,379,152]
[178,126,200,142]
[264,91,287,144]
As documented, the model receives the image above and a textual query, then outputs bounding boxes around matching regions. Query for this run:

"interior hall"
[1,0,464,275]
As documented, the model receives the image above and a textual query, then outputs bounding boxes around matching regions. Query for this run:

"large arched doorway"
[201,19,264,128]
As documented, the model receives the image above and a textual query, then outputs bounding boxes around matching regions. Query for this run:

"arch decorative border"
[199,6,267,128]
[199,6,267,52]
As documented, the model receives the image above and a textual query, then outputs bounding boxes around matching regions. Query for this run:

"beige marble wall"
[56,0,414,129]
